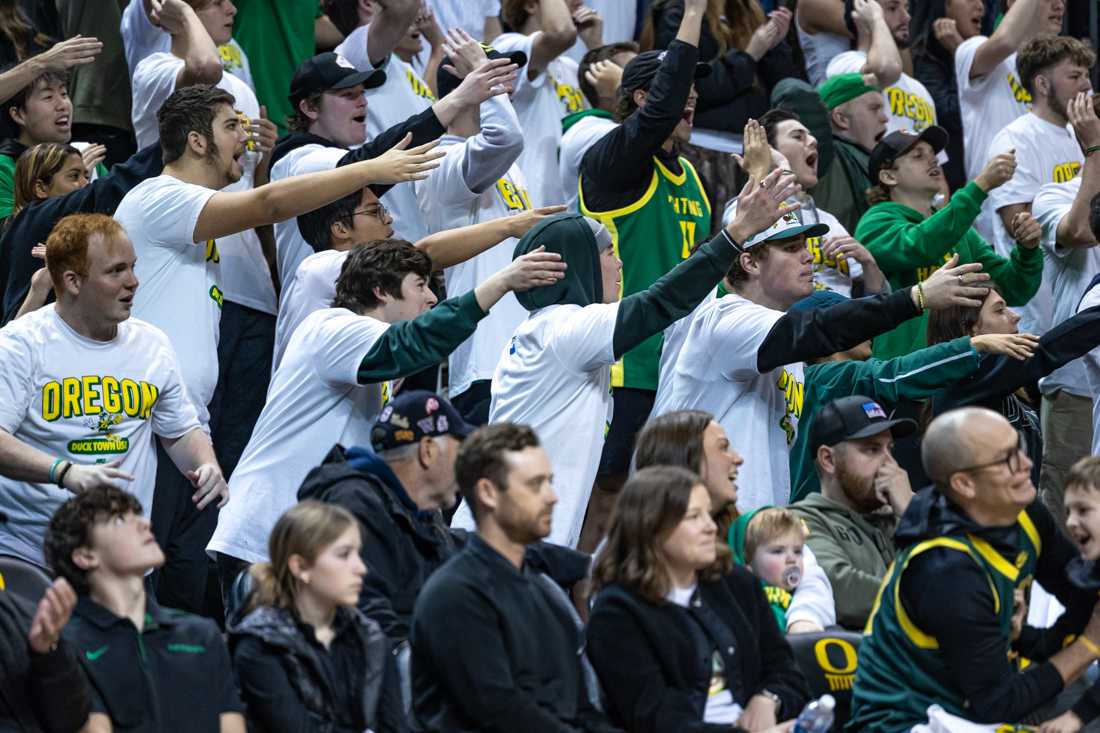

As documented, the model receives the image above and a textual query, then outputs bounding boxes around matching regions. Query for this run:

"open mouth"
[55,115,70,128]
[928,167,942,178]
[805,151,818,169]
[352,113,366,125]
[1070,527,1094,555]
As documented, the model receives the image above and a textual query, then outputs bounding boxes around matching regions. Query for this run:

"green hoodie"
[728,508,792,632]
[856,181,1043,359]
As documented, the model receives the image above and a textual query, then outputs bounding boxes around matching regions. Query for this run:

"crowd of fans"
[5,0,1100,731]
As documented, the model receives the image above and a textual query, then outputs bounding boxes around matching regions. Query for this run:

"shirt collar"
[75,592,178,631]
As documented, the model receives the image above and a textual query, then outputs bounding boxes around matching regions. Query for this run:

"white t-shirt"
[653,294,802,511]
[1078,280,1100,455]
[955,37,1031,183]
[272,249,347,372]
[1034,177,1100,398]
[986,113,1082,335]
[562,0,639,63]
[426,0,501,41]
[337,26,434,244]
[129,52,276,315]
[795,17,850,87]
[270,144,348,292]
[559,114,617,212]
[827,51,937,135]
[493,32,585,207]
[722,197,862,296]
[0,307,199,565]
[414,102,531,397]
[114,176,221,424]
[451,301,620,548]
[208,307,392,563]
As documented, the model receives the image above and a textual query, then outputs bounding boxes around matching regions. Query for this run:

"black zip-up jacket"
[0,144,164,325]
[929,304,1100,484]
[579,39,698,214]
[229,605,406,733]
[894,490,1093,723]
[586,568,809,733]
[0,589,90,733]
[299,445,593,645]
[648,0,803,133]
[410,535,622,733]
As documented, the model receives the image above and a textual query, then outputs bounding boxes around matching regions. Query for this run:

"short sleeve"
[955,36,989,98]
[494,32,545,91]
[131,53,183,148]
[825,51,865,77]
[313,315,389,386]
[0,326,35,432]
[141,179,218,247]
[709,302,785,380]
[987,131,1041,211]
[549,302,619,373]
[148,333,202,439]
[1033,181,1076,257]
[335,24,373,72]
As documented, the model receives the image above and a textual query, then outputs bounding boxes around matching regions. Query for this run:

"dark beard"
[835,461,882,513]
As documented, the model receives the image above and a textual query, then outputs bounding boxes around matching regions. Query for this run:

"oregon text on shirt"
[885,87,936,131]
[777,367,804,445]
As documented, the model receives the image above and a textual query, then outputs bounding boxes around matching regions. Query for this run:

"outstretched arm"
[0,35,101,105]
[415,206,566,269]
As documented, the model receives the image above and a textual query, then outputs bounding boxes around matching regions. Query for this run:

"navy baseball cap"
[620,49,711,93]
[370,391,475,452]
[436,44,528,99]
[289,52,386,106]
[869,126,949,186]
[810,395,917,453]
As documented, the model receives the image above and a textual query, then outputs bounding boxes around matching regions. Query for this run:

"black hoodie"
[891,488,1093,722]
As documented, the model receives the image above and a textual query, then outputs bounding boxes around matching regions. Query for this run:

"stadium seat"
[786,628,863,731]
[0,554,51,603]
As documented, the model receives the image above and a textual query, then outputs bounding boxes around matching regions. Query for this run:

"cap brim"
[331,67,387,92]
[747,221,830,249]
[843,417,917,443]
[506,50,528,69]
[450,418,477,440]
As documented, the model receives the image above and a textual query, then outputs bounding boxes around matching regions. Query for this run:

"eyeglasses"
[953,434,1027,476]
[352,204,391,223]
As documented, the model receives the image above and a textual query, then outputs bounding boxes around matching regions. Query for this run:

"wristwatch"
[757,689,782,711]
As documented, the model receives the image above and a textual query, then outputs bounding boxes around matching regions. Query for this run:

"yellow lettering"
[139,382,159,419]
[62,378,80,418]
[554,78,584,113]
[102,377,121,414]
[205,240,219,263]
[679,220,697,259]
[814,638,859,675]
[210,285,224,308]
[120,379,140,417]
[42,381,60,421]
[495,178,532,212]
[1052,162,1082,184]
[80,375,101,416]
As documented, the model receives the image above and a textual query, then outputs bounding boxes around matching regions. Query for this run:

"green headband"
[818,72,879,110]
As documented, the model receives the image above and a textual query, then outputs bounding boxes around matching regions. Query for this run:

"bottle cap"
[820,695,836,711]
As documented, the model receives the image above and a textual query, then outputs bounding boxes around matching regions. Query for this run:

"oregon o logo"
[814,637,858,692]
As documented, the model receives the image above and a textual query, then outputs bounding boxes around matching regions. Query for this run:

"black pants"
[207,301,275,479]
[149,441,221,618]
[450,380,492,426]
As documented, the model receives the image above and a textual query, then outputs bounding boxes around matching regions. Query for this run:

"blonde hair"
[744,507,806,563]
[13,142,81,214]
[247,501,358,612]
[1066,456,1100,497]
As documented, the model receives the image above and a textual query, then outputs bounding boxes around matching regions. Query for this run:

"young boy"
[729,507,809,631]
[45,486,244,733]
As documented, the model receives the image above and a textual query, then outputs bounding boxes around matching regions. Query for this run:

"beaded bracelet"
[915,283,927,311]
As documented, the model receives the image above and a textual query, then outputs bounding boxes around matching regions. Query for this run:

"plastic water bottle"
[792,694,836,733]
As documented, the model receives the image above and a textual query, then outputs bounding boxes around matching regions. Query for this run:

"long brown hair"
[592,466,732,603]
[641,0,766,54]
[247,501,358,612]
[0,0,50,60]
[13,142,80,214]
[926,285,1003,345]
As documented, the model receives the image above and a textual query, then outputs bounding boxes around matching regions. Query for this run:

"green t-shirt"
[231,0,322,135]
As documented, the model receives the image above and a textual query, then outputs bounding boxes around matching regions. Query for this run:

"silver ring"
[957,274,964,284]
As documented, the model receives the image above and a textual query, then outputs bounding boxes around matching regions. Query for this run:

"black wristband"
[56,461,74,489]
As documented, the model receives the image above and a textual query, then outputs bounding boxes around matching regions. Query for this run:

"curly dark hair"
[44,486,143,594]
[454,422,541,520]
[157,85,236,165]
[298,187,365,252]
[331,239,433,312]
[1016,35,1096,96]
[3,69,68,138]
[592,465,732,603]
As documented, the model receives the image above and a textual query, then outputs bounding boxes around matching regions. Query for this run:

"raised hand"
[932,18,963,54]
[584,60,623,105]
[81,144,107,174]
[365,134,445,183]
[971,332,1039,361]
[36,35,103,73]
[440,27,489,79]
[445,55,518,106]
[573,5,604,49]
[726,168,802,244]
[507,205,568,239]
[976,150,1018,192]
[1068,91,1100,149]
[918,254,991,309]
[248,107,279,157]
[27,578,77,654]
[60,460,135,493]
[732,118,773,182]
[1011,211,1042,249]
[499,246,567,292]
[187,463,228,510]
[149,0,193,35]
[851,0,884,36]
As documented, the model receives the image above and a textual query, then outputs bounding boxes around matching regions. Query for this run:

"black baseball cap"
[289,52,386,107]
[370,390,476,453]
[868,126,949,186]
[809,395,917,453]
[620,49,711,93]
[436,44,529,99]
